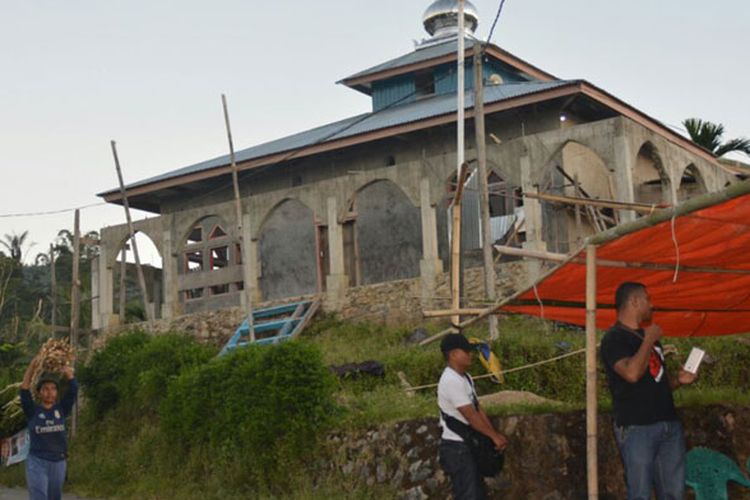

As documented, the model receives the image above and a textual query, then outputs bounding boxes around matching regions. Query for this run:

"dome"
[423,0,479,38]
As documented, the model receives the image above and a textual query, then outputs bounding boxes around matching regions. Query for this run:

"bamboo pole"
[221,94,255,341]
[450,164,470,327]
[49,244,56,329]
[111,140,154,326]
[493,244,750,275]
[585,244,598,498]
[423,308,489,318]
[587,179,750,247]
[524,191,665,214]
[473,43,499,340]
[69,209,81,438]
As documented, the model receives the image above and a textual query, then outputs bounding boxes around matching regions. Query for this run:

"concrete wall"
[258,199,319,300]
[354,180,423,285]
[94,110,738,329]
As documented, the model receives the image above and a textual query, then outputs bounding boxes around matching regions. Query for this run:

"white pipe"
[457,0,465,173]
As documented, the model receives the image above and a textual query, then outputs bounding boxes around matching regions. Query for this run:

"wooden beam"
[493,244,750,275]
[450,163,470,327]
[524,191,666,214]
[423,308,490,318]
[474,44,499,340]
[585,245,598,499]
[111,140,155,325]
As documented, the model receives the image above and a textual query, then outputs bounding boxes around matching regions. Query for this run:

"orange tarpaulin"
[502,183,750,337]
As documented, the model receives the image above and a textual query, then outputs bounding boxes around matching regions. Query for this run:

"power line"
[0,202,107,219]
[485,0,508,50]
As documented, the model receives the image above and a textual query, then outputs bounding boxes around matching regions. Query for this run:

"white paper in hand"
[684,347,705,374]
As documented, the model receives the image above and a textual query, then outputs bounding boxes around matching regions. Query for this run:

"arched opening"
[258,200,319,300]
[347,180,422,285]
[677,164,708,203]
[537,142,616,252]
[113,231,163,324]
[634,142,671,207]
[179,215,243,313]
[437,170,522,269]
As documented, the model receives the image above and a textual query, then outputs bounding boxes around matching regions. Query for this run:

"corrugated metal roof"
[341,37,478,83]
[99,79,576,196]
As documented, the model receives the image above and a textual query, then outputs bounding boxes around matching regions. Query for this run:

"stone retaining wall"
[328,406,750,499]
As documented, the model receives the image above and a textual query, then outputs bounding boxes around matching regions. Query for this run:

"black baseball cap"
[440,333,474,354]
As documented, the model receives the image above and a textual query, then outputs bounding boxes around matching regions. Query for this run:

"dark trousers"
[439,439,486,500]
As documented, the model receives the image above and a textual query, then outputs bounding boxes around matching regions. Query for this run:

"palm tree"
[683,118,750,158]
[0,231,32,263]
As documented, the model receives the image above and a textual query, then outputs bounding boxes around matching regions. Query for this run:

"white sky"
[1,0,748,266]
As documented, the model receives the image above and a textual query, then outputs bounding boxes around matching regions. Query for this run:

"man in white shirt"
[438,333,507,500]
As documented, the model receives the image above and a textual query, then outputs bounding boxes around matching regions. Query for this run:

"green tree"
[683,118,750,157]
[0,231,32,263]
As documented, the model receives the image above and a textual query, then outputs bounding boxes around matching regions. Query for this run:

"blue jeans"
[25,454,66,500]
[439,440,486,500]
[614,420,686,500]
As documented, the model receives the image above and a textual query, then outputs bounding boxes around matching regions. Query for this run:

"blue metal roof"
[341,37,479,84]
[99,79,577,197]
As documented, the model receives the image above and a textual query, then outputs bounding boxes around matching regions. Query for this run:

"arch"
[633,142,672,206]
[258,199,319,300]
[180,214,232,250]
[112,231,164,323]
[538,141,616,252]
[677,164,709,203]
[348,179,422,285]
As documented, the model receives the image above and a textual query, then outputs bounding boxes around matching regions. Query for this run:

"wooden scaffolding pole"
[473,43,499,340]
[585,244,598,498]
[49,244,56,330]
[221,94,255,341]
[69,209,81,438]
[524,191,665,215]
[111,140,154,326]
[450,164,470,327]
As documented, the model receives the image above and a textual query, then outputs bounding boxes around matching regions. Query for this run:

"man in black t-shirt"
[601,282,696,500]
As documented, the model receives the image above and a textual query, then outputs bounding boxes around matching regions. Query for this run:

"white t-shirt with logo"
[437,366,477,442]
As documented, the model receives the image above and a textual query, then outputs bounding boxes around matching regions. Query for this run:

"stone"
[405,327,429,344]
[406,447,420,459]
[376,463,388,483]
[409,460,432,482]
[399,486,427,500]
[416,425,428,435]
[399,433,412,446]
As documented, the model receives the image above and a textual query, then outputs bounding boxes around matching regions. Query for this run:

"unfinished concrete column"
[613,134,637,223]
[419,178,443,307]
[97,242,114,329]
[161,226,179,318]
[520,153,546,281]
[325,196,348,310]
[241,213,261,304]
[90,255,101,330]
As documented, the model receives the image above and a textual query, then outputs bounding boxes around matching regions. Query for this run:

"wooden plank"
[289,299,321,339]
[423,308,490,318]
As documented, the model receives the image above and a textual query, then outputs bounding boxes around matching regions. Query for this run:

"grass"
[3,315,750,498]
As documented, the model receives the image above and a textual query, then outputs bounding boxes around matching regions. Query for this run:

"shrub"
[78,331,215,417]
[161,341,337,482]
